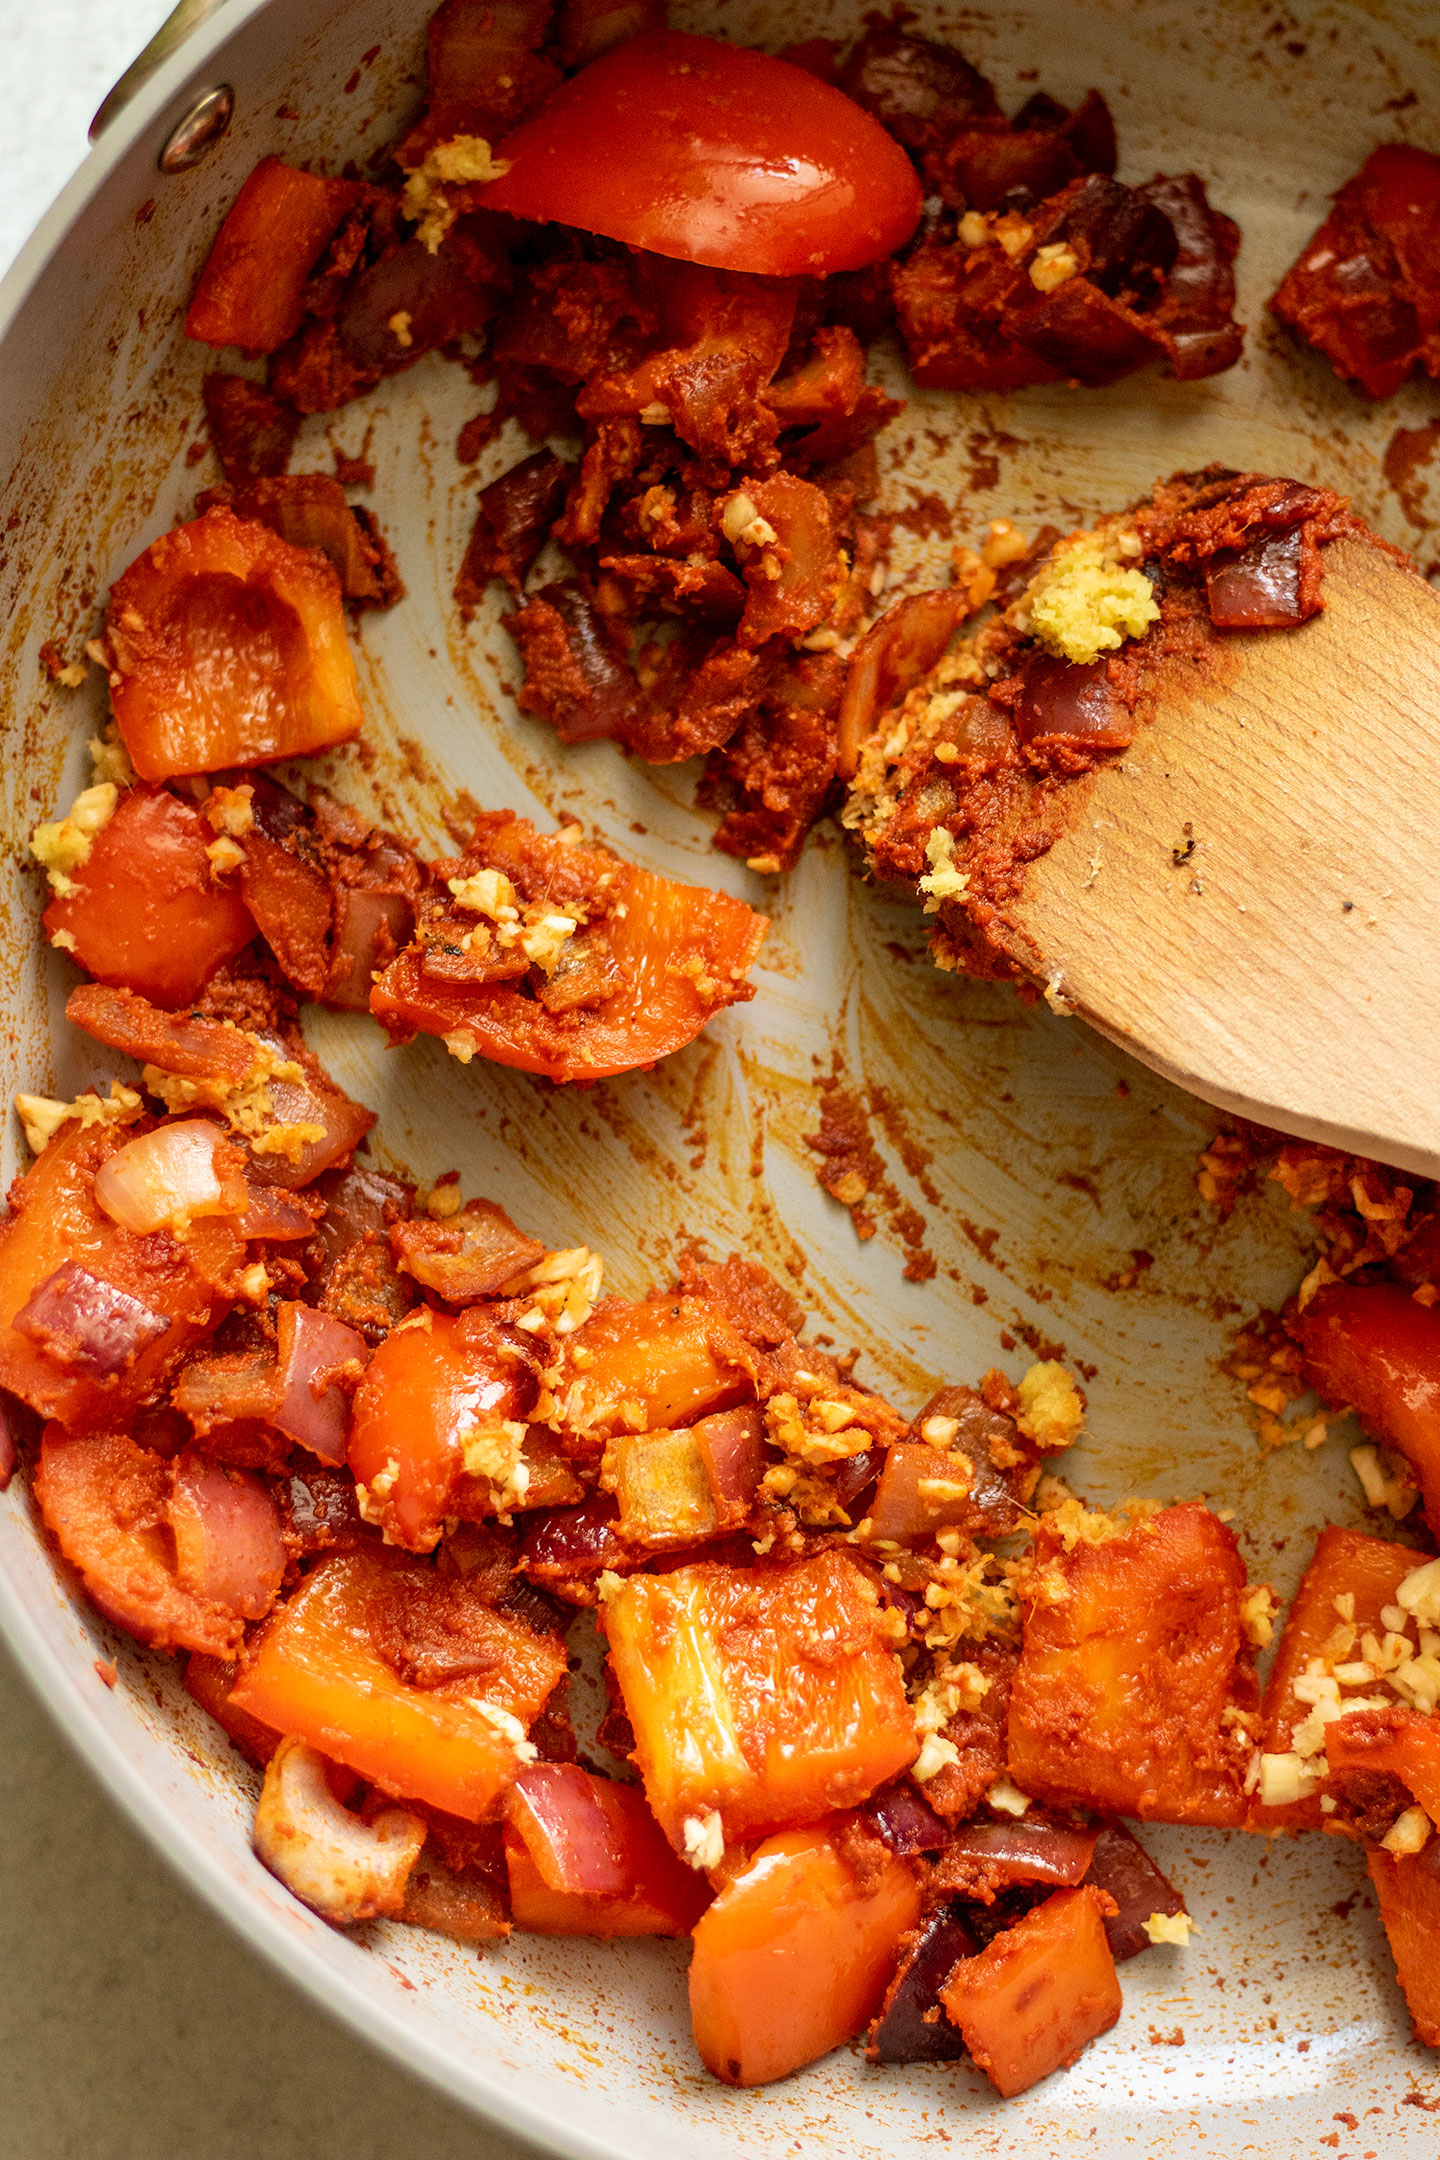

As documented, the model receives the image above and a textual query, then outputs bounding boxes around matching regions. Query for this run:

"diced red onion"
[531,581,654,745]
[282,1466,369,1553]
[1083,1819,1187,1960]
[1049,173,1177,297]
[507,1763,631,1898]
[867,1904,974,2064]
[172,1346,281,1433]
[866,1441,975,1543]
[1014,655,1134,747]
[238,1187,318,1241]
[944,1819,1098,1886]
[271,1302,368,1466]
[691,1406,765,1524]
[12,1260,169,1376]
[867,1782,954,1854]
[1205,527,1306,629]
[838,589,969,778]
[326,889,416,1012]
[522,1495,629,1574]
[828,1445,884,1515]
[240,1033,375,1193]
[169,1455,286,1617]
[94,1120,246,1235]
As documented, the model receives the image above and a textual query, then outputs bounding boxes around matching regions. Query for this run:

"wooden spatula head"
[1003,535,1440,1179]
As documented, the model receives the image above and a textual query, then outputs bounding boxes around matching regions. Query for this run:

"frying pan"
[3,0,1440,2151]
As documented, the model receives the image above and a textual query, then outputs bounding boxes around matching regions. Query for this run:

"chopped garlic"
[918,826,969,911]
[466,1697,537,1764]
[595,1569,627,1603]
[1143,1911,1196,1947]
[1397,1557,1440,1629]
[1382,1805,1433,1856]
[502,1246,604,1335]
[205,783,255,838]
[15,1080,141,1155]
[30,781,118,895]
[460,1417,530,1511]
[82,730,131,796]
[518,912,579,972]
[1014,1361,1085,1452]
[917,1473,973,1506]
[682,1810,725,1871]
[1351,1443,1418,1520]
[237,1262,271,1303]
[912,1733,961,1783]
[206,835,244,876]
[450,866,519,921]
[1259,1750,1319,1806]
[425,1181,463,1219]
[1240,1583,1280,1649]
[1014,528,1160,667]
[721,491,780,550]
[987,1777,1032,1817]
[1029,241,1080,292]
[1390,1654,1440,1716]
[402,134,510,251]
[141,1033,319,1166]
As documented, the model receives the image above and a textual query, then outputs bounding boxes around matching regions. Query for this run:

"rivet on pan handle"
[89,0,233,147]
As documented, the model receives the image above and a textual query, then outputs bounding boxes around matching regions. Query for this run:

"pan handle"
[89,0,233,141]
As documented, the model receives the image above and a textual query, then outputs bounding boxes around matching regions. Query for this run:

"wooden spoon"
[997,534,1440,1179]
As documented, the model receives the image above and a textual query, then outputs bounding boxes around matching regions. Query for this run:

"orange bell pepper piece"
[1008,1502,1256,1826]
[186,156,362,353]
[348,1309,541,1551]
[1300,1283,1440,1534]
[0,1120,243,1431]
[553,1292,753,1447]
[370,824,767,1085]
[940,1884,1122,2097]
[688,1816,921,2085]
[1327,1707,1440,1826]
[105,507,364,781]
[231,1549,566,1818]
[1367,1844,1440,2045]
[42,787,255,1007]
[1252,1525,1422,1831]
[601,1547,917,1847]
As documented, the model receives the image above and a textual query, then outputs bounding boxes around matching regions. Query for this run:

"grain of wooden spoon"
[991,533,1440,1179]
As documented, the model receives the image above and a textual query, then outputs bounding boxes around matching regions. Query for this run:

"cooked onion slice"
[170,1455,286,1617]
[94,1120,248,1234]
[271,1301,368,1466]
[254,1735,426,1924]
[507,1763,632,1898]
[12,1259,168,1376]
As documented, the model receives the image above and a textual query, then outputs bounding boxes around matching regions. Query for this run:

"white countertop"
[0,7,531,2153]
